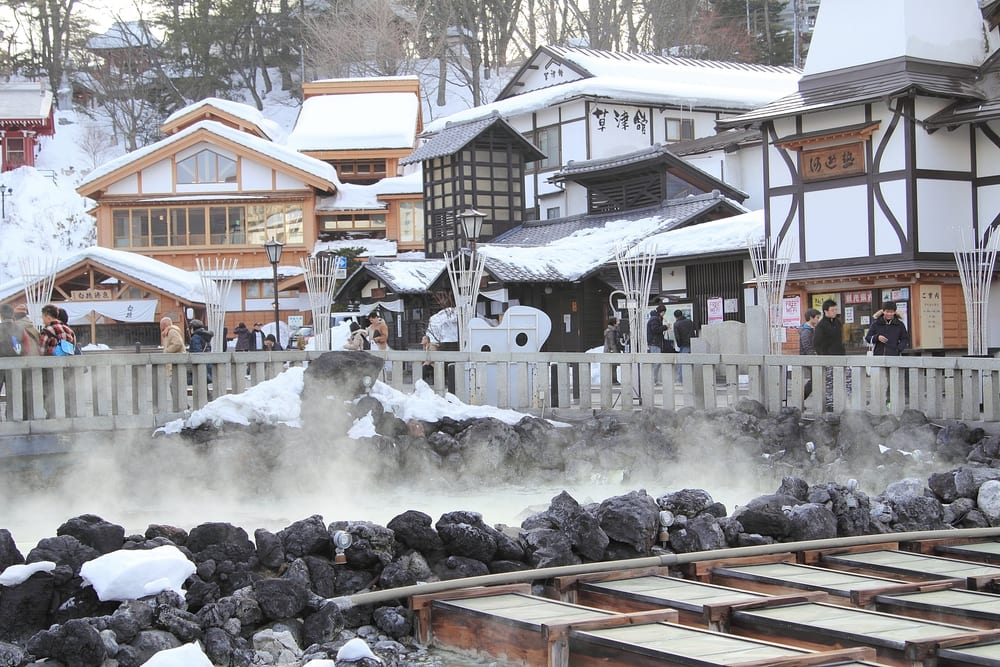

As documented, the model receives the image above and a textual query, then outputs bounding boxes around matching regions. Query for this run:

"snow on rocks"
[79,545,196,601]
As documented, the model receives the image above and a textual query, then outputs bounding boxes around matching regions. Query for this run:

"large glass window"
[176,150,237,184]
[5,137,25,167]
[665,118,695,142]
[524,126,560,172]
[109,203,302,248]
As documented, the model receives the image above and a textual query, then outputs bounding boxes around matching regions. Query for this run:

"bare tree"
[77,122,116,170]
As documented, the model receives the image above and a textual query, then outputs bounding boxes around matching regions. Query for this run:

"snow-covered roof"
[402,112,544,165]
[314,238,399,258]
[86,20,160,50]
[315,171,422,211]
[0,246,206,304]
[0,82,53,120]
[201,266,303,281]
[363,259,446,293]
[163,97,284,142]
[480,193,745,282]
[77,120,340,193]
[287,92,420,151]
[805,0,989,76]
[633,209,764,259]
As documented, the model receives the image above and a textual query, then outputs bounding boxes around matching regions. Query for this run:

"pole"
[271,260,280,349]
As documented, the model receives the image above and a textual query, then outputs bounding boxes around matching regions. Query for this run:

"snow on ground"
[139,643,213,667]
[78,545,196,601]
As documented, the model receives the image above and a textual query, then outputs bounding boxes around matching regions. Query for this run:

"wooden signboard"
[919,285,943,349]
[70,289,113,301]
[801,142,866,182]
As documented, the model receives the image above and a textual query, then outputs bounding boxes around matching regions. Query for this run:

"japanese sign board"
[800,141,866,182]
[71,289,113,301]
[707,297,724,324]
[918,285,943,349]
[334,255,347,280]
[782,296,801,327]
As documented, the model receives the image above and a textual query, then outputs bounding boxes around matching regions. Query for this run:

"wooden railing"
[0,350,997,434]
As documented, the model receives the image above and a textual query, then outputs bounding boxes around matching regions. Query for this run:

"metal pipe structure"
[328,526,1000,610]
[301,255,339,351]
[749,235,793,355]
[955,230,999,356]
[611,241,657,354]
[19,256,57,328]
[196,257,237,350]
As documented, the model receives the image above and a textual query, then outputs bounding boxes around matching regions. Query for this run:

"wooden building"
[0,82,55,172]
[719,0,1000,354]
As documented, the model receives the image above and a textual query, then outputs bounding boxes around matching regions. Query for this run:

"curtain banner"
[63,299,159,324]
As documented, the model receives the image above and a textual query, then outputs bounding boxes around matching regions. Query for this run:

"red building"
[0,82,55,171]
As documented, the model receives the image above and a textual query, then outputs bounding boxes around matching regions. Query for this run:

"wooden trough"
[872,585,1000,630]
[555,572,772,629]
[726,598,1000,667]
[411,585,677,667]
[566,620,880,667]
[937,638,1000,666]
[688,556,956,607]
[804,548,1000,591]
[927,540,1000,566]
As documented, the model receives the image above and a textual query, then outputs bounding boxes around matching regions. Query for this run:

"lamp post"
[263,238,283,348]
[0,185,13,219]
[447,208,487,353]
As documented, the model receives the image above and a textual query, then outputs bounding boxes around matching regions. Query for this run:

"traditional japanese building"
[0,82,55,172]
[418,45,800,218]
[719,0,1000,354]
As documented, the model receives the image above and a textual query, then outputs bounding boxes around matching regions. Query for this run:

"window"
[176,150,237,184]
[525,126,560,172]
[5,137,25,167]
[665,118,695,142]
[546,206,561,220]
[398,201,424,243]
[109,204,302,247]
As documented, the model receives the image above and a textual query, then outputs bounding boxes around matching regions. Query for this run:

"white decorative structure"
[610,242,657,353]
[301,255,340,351]
[446,208,488,352]
[749,235,793,355]
[469,305,552,408]
[954,230,1000,356]
[196,257,238,349]
[19,257,58,326]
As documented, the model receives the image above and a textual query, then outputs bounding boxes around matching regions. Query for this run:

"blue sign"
[334,255,347,279]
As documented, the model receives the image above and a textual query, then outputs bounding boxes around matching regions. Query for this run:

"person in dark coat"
[671,309,695,383]
[250,322,265,351]
[188,320,214,353]
[233,322,252,351]
[865,301,909,356]
[812,299,849,411]
[799,308,821,400]
[646,304,667,384]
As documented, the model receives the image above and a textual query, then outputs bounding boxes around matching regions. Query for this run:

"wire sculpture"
[749,235,793,355]
[196,257,238,350]
[954,229,1000,356]
[301,255,339,351]
[19,257,58,327]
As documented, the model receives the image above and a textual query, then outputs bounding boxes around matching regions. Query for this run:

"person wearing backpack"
[38,304,77,418]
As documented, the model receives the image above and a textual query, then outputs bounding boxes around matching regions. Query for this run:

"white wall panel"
[978,184,1000,228]
[588,102,657,158]
[561,119,587,163]
[988,284,1000,349]
[564,182,588,215]
[874,114,906,172]
[917,179,974,251]
[535,105,560,127]
[107,173,139,195]
[768,145,796,188]
[275,171,307,190]
[139,160,172,194]
[916,126,970,171]
[803,186,868,261]
[977,124,1000,176]
[799,107,866,134]
[768,193,795,240]
[514,59,584,94]
[874,179,906,255]
[242,160,272,190]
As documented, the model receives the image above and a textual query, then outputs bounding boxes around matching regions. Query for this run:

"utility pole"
[793,0,802,68]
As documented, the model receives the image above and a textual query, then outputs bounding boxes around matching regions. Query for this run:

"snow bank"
[0,561,56,586]
[79,545,196,601]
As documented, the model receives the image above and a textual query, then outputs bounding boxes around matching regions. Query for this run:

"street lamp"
[0,185,13,219]
[447,208,487,352]
[263,238,283,348]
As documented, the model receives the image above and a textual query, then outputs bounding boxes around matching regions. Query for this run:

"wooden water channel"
[2,349,1000,435]
[393,534,1000,667]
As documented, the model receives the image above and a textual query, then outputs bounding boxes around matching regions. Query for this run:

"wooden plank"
[937,640,1000,666]
[874,588,1000,630]
[820,550,1000,589]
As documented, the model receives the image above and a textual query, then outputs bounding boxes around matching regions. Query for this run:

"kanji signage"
[800,141,866,182]
[918,285,943,349]
[71,289,113,300]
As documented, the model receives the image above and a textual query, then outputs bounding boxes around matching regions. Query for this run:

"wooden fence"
[0,350,997,434]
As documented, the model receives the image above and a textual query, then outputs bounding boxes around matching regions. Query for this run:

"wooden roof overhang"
[301,147,415,161]
[76,127,338,199]
[161,108,271,139]
[774,121,881,150]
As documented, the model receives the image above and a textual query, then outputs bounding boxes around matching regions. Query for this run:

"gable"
[496,47,590,100]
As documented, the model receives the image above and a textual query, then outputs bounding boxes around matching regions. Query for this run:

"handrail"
[0,350,997,433]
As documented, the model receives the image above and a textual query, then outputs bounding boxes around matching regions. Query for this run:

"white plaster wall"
[275,171,307,190]
[524,176,537,210]
[768,145,796,189]
[803,186,868,261]
[768,194,795,241]
[588,102,657,158]
[873,109,906,173]
[535,105,561,128]
[537,191,567,217]
[561,118,588,164]
[563,182,588,216]
[874,179,907,255]
[916,179,974,252]
[139,159,172,194]
[979,184,1000,227]
[733,146,765,210]
[915,109,970,171]
[242,160,272,190]
[106,173,139,195]
[988,284,1000,349]
[559,99,587,122]
[514,58,584,94]
[977,124,1000,176]
[799,108,866,134]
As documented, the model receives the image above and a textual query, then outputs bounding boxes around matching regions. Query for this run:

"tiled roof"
[362,259,446,293]
[667,128,761,156]
[546,44,801,76]
[924,98,1000,130]
[718,58,983,129]
[401,112,544,165]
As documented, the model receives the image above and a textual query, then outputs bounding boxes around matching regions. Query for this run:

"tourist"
[367,312,389,351]
[13,304,40,354]
[345,321,370,351]
[865,301,909,356]
[188,319,214,353]
[39,304,76,356]
[604,316,621,385]
[250,322,265,351]
[672,309,695,383]
[233,322,252,351]
[813,298,850,411]
[160,317,185,354]
[263,333,280,350]
[646,304,667,384]
[799,308,821,400]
